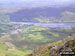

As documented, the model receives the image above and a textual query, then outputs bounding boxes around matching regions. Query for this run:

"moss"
[42,51,50,56]
[72,47,75,50]
[69,41,74,44]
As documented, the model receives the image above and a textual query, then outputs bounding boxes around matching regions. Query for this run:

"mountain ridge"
[29,34,75,56]
[9,7,75,22]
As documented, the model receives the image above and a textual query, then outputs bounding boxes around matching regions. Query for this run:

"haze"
[0,0,75,8]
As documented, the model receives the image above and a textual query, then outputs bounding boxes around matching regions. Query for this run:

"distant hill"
[9,7,75,22]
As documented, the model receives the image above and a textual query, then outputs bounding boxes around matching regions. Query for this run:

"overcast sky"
[0,0,74,3]
[0,0,75,8]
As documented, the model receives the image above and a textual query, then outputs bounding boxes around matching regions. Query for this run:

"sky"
[0,0,74,3]
[0,0,75,8]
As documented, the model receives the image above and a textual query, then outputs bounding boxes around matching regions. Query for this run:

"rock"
[49,40,75,56]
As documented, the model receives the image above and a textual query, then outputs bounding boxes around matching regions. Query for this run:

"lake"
[1,22,75,28]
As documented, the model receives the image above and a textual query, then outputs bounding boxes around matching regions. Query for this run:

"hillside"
[0,24,75,56]
[29,34,75,56]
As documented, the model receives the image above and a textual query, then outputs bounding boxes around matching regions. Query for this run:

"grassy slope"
[0,43,32,56]
[30,34,75,56]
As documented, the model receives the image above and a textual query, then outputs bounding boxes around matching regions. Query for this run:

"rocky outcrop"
[29,35,75,56]
[49,40,75,56]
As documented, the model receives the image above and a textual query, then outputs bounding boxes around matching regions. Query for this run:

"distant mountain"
[0,0,75,22]
[9,7,75,22]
